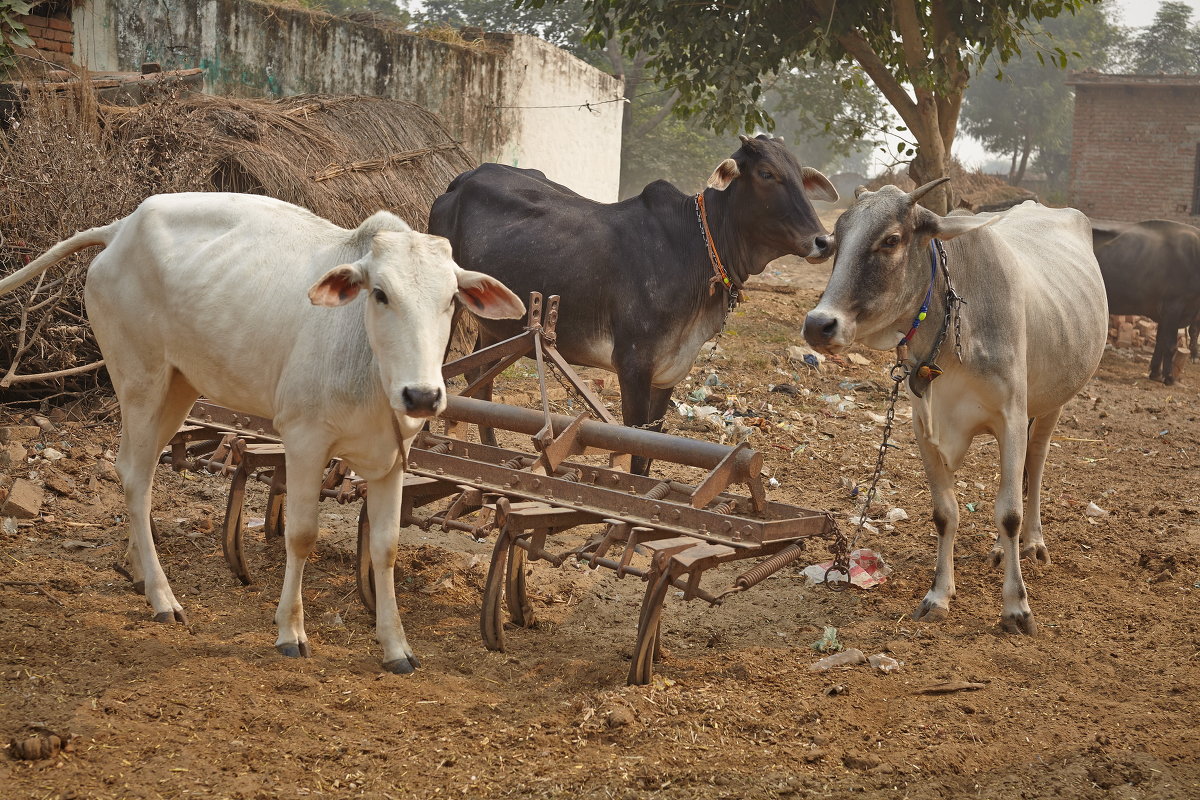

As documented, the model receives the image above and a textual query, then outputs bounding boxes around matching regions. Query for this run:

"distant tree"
[303,0,410,20]
[536,0,1099,213]
[1130,1,1200,74]
[960,1,1124,187]
[411,0,591,56]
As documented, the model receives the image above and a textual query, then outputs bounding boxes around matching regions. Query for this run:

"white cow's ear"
[308,263,367,307]
[455,270,526,320]
[801,167,838,203]
[706,158,741,191]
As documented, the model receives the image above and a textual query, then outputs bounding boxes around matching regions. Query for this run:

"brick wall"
[11,10,74,67]
[1069,82,1200,223]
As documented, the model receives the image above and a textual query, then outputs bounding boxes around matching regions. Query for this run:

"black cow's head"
[706,134,838,263]
[802,178,997,353]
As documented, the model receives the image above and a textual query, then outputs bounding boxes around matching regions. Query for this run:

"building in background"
[8,0,623,201]
[1068,71,1200,223]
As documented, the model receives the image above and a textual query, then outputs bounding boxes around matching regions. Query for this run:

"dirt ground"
[2,254,1199,800]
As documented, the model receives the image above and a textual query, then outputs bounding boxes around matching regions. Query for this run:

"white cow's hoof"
[382,654,420,674]
[912,599,949,622]
[1000,612,1037,635]
[276,641,312,658]
[152,609,188,624]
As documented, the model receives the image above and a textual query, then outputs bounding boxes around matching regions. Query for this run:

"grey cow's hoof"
[276,641,312,658]
[1021,543,1051,566]
[912,601,948,623]
[1000,612,1037,636]
[152,609,188,624]
[987,548,1004,569]
[382,654,421,674]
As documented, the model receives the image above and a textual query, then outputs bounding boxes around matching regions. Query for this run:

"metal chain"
[825,357,909,590]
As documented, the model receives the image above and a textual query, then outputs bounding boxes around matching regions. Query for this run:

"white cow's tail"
[0,223,118,296]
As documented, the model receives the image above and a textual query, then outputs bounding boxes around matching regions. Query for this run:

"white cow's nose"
[402,385,443,417]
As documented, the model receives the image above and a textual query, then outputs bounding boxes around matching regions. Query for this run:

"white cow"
[803,180,1107,634]
[0,193,525,673]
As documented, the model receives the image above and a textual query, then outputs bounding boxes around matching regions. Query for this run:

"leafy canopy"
[1129,1,1200,74]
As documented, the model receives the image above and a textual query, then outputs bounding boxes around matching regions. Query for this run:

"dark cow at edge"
[1091,218,1200,384]
[429,135,837,473]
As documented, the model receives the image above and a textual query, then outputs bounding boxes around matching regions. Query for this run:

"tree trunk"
[1012,136,1033,186]
[907,115,952,214]
[1008,149,1019,183]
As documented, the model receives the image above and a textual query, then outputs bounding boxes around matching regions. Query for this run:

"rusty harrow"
[162,294,841,684]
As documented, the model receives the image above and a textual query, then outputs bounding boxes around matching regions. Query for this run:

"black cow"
[429,135,837,472]
[1091,219,1200,384]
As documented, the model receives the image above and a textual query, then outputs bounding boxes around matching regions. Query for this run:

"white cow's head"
[308,230,524,425]
[803,178,996,353]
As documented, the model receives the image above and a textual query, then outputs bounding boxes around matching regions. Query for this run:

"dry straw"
[0,74,476,403]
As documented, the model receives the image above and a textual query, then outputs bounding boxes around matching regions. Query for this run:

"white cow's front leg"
[912,417,961,623]
[366,455,420,674]
[274,446,327,658]
[994,413,1036,635]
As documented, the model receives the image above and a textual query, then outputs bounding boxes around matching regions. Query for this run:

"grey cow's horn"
[908,177,951,205]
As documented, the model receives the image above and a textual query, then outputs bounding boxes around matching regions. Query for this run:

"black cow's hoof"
[276,642,312,658]
[382,655,419,674]
[1000,612,1037,636]
[152,609,187,624]
[1164,375,1176,386]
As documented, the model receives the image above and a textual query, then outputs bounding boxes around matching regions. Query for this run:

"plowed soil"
[2,255,1198,799]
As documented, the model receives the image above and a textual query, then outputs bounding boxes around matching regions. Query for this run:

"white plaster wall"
[72,0,622,200]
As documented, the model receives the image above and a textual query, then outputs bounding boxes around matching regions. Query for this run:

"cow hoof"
[912,601,948,623]
[1163,375,1176,386]
[987,548,1004,569]
[1001,612,1037,635]
[152,609,187,624]
[1021,544,1051,565]
[382,655,420,674]
[276,642,312,658]
[112,562,144,594]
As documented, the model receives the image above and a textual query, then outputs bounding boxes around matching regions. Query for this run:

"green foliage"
[1129,1,1200,74]
[961,0,1124,187]
[0,0,35,66]
[405,0,592,57]
[301,0,410,21]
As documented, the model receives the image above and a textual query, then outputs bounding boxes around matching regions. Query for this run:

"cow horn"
[739,134,751,143]
[773,135,785,144]
[908,177,951,205]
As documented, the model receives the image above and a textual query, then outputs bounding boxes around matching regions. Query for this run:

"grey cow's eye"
[372,288,389,305]
[882,234,901,249]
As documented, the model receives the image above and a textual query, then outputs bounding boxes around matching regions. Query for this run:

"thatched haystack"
[0,82,476,403]
[866,159,1039,211]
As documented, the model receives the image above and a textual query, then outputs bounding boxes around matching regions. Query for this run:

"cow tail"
[0,223,117,296]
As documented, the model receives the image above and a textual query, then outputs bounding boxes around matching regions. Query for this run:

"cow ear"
[801,167,838,203]
[915,207,1001,241]
[455,269,526,320]
[309,263,366,307]
[707,158,741,191]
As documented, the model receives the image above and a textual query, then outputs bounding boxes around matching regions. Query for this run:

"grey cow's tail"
[0,223,118,296]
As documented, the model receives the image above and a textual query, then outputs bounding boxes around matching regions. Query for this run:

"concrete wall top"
[72,0,622,200]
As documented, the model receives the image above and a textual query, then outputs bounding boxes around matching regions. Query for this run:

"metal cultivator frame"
[161,293,841,684]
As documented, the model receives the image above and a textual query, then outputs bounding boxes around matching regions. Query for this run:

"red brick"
[46,16,72,32]
[1,478,43,519]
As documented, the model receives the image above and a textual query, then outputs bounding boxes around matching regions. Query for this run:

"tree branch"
[633,89,680,137]
[0,360,106,387]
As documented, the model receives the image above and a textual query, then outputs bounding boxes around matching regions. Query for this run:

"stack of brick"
[11,11,74,67]
[1109,314,1157,350]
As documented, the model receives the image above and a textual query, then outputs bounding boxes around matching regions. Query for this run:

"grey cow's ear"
[706,158,741,191]
[801,167,838,203]
[309,262,367,307]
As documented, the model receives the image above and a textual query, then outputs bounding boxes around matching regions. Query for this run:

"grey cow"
[803,180,1107,634]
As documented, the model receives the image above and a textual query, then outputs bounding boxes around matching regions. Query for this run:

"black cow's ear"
[707,158,741,191]
[801,167,838,203]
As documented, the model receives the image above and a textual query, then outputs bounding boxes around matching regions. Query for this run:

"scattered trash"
[810,625,843,653]
[884,507,909,523]
[802,548,892,589]
[965,502,977,512]
[703,372,724,387]
[868,653,902,673]
[1085,502,1109,518]
[786,345,825,369]
[847,353,871,366]
[686,386,710,403]
[770,383,803,396]
[809,648,866,671]
[41,448,65,461]
[246,518,266,530]
[768,477,781,489]
[823,684,848,696]
[319,610,345,627]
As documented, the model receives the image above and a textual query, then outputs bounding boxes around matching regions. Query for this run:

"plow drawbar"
[161,294,842,684]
